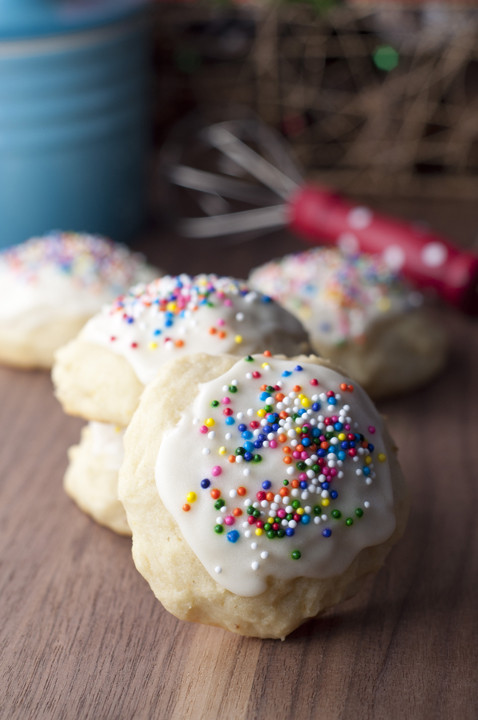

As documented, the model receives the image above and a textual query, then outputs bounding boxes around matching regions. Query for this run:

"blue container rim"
[0,0,152,40]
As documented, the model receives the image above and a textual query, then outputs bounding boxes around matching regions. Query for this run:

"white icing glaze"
[249,247,423,346]
[80,274,309,385]
[155,355,396,597]
[0,232,157,330]
[89,421,125,471]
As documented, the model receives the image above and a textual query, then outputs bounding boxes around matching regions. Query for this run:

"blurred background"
[1,0,477,260]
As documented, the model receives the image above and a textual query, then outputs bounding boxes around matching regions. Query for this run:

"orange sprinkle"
[283,456,292,465]
[291,479,300,488]
[210,488,221,499]
[340,382,348,391]
[209,327,217,335]
[279,411,288,420]
[260,384,267,391]
[348,384,354,392]
[175,339,184,348]
[275,392,285,401]
[233,508,243,517]
[218,331,226,339]
[278,433,287,442]
[279,487,289,497]
[296,444,304,452]
[283,446,292,454]
[293,385,302,392]
[237,486,247,496]
[320,441,329,450]
[266,492,274,502]
[182,503,191,512]
[263,350,271,357]
[228,455,236,463]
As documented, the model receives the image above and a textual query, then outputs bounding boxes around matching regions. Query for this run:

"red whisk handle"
[288,184,478,314]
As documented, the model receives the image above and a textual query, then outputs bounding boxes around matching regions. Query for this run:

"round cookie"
[119,352,408,639]
[53,274,311,426]
[0,231,158,369]
[249,247,447,399]
[64,422,129,536]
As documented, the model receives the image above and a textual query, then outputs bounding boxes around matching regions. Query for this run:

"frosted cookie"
[53,274,311,426]
[249,248,447,399]
[119,352,408,639]
[0,231,158,369]
[64,422,129,536]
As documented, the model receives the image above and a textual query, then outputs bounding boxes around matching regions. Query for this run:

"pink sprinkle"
[298,472,307,482]
[269,440,277,449]
[217,318,226,326]
[277,508,286,518]
[221,396,231,404]
[368,425,376,434]
[292,451,301,459]
[224,516,235,526]
[199,425,208,434]
[211,465,222,477]
[224,299,233,307]
[300,451,308,460]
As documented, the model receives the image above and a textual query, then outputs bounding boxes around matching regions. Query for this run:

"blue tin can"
[0,0,152,248]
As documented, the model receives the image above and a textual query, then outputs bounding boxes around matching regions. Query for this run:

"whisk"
[160,113,478,314]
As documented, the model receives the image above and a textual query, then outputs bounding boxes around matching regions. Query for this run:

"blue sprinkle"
[312,402,321,411]
[244,452,253,462]
[301,514,311,524]
[153,329,162,336]
[282,370,292,377]
[201,479,210,489]
[363,466,371,476]
[225,417,235,425]
[330,490,338,499]
[300,481,308,489]
[260,391,270,401]
[241,430,253,440]
[262,480,272,490]
[328,397,337,405]
[294,365,303,371]
[322,528,332,538]
[238,424,247,432]
[285,528,295,537]
[227,530,240,543]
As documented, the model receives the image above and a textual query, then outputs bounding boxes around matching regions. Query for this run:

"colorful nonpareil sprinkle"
[249,247,423,343]
[156,354,397,596]
[1,231,153,297]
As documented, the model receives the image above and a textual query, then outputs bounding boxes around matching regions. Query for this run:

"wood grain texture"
[1,198,477,720]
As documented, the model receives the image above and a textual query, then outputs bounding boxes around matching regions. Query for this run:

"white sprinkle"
[208,431,215,440]
[236,312,244,321]
[364,501,370,508]
[251,542,257,550]
[229,489,237,498]
[202,448,210,455]
[260,551,269,560]
[215,566,222,574]
[251,561,259,571]
[243,467,250,477]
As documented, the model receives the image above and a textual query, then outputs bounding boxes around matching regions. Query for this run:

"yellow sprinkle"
[321,498,330,507]
[218,446,226,455]
[234,335,243,344]
[186,492,197,503]
[257,409,266,418]
[296,507,304,515]
[114,426,122,433]
[167,301,177,312]
[296,427,302,434]
[149,341,158,350]
[255,528,263,536]
[261,362,270,369]
[378,297,391,312]
[365,455,372,465]
[267,517,274,524]
[301,398,310,408]
[378,453,387,462]
[205,418,215,427]
[338,433,346,441]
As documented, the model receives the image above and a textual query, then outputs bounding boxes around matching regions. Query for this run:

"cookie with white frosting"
[53,274,311,426]
[0,231,158,369]
[119,352,408,639]
[53,274,310,534]
[249,248,447,399]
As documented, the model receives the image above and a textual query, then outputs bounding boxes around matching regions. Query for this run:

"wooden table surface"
[1,196,477,720]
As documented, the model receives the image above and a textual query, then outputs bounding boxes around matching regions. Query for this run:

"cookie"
[0,231,158,369]
[64,422,129,536]
[249,247,447,398]
[119,352,408,639]
[53,274,311,426]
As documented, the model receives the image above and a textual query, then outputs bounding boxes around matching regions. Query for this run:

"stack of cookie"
[0,231,158,369]
[52,274,311,535]
[249,247,448,399]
